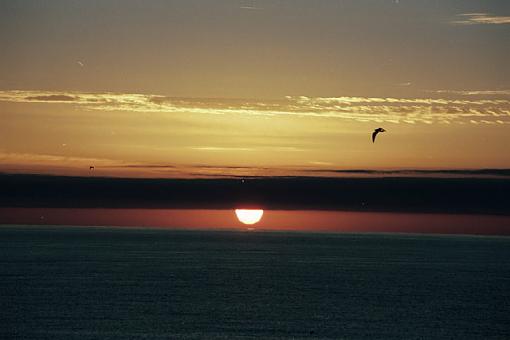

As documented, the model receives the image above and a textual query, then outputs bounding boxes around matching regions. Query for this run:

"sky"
[1,0,509,177]
[2,208,510,236]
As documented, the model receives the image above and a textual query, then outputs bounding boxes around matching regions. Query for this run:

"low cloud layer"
[1,90,509,125]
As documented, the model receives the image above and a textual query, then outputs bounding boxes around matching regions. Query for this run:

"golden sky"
[1,1,509,177]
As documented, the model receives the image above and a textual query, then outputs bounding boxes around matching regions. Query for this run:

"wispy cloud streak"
[430,89,510,96]
[452,13,510,25]
[189,146,255,152]
[1,90,509,125]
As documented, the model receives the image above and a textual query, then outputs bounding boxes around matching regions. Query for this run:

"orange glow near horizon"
[1,208,509,236]
[235,209,264,225]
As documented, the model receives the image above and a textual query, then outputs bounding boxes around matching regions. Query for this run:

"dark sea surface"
[1,226,510,339]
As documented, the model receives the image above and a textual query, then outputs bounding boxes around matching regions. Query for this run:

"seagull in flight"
[372,128,386,143]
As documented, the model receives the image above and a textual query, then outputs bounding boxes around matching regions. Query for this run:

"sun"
[235,209,264,225]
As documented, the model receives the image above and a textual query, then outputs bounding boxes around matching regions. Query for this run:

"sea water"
[1,226,509,339]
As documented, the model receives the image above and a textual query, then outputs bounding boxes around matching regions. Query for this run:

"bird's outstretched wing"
[372,130,377,143]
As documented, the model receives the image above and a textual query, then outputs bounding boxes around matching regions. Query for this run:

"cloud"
[302,168,510,178]
[0,151,120,168]
[451,13,510,25]
[106,164,177,169]
[25,94,77,102]
[308,161,334,166]
[0,153,191,178]
[239,6,263,10]
[189,146,255,152]
[0,90,149,106]
[239,0,263,10]
[430,89,510,96]
[1,90,509,125]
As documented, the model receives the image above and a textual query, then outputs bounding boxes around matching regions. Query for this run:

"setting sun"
[235,209,264,225]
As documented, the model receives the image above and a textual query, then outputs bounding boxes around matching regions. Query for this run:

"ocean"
[2,226,510,339]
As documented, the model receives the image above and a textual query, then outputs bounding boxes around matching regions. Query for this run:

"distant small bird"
[77,61,84,67]
[89,166,95,170]
[372,128,386,143]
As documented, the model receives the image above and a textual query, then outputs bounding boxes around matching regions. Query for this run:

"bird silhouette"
[372,128,386,143]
